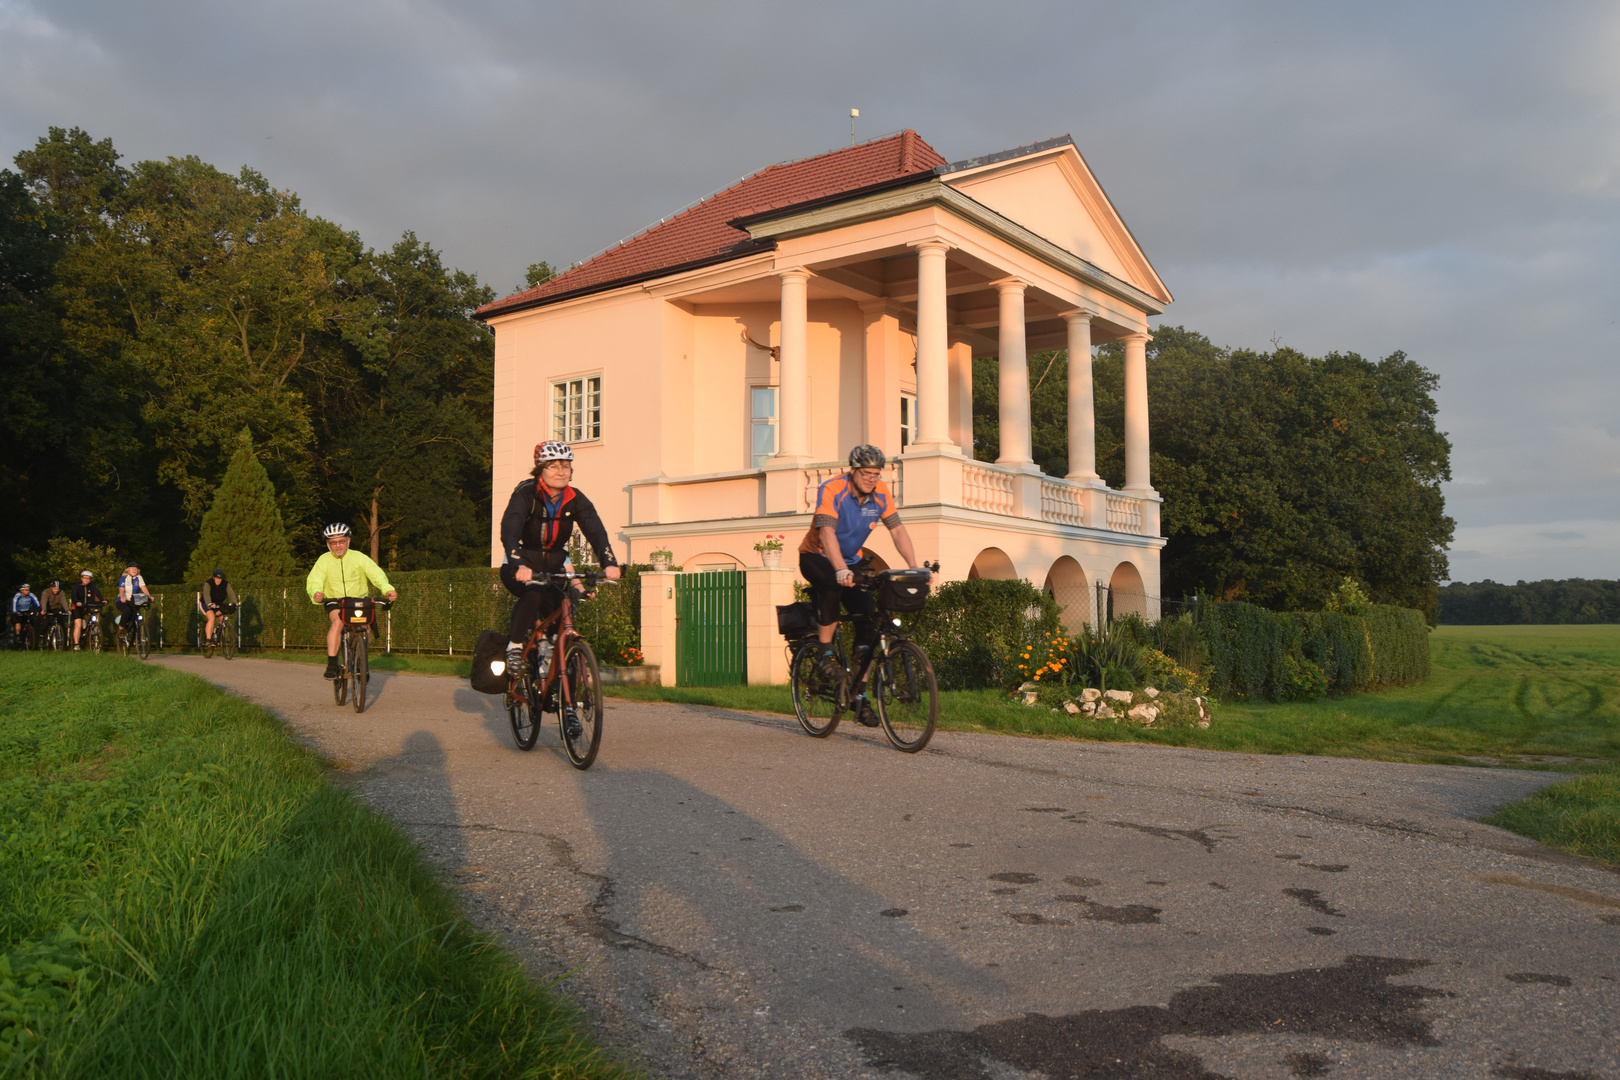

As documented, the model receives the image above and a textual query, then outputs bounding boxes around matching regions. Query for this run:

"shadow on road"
[351,728,469,873]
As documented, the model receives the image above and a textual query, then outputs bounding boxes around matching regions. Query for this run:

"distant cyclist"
[39,580,70,638]
[307,524,397,680]
[498,441,620,671]
[115,564,151,634]
[9,583,40,647]
[798,445,929,722]
[71,571,104,649]
[199,568,238,644]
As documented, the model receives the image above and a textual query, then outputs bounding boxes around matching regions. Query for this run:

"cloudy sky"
[4,0,1616,584]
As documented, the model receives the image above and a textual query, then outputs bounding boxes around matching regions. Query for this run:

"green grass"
[609,626,1620,866]
[0,653,634,1078]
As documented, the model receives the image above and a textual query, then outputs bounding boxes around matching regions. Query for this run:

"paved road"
[155,655,1619,1080]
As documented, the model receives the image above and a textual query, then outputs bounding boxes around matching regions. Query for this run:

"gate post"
[745,565,799,685]
[639,571,679,686]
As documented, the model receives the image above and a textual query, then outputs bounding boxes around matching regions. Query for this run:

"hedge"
[1197,600,1429,702]
[903,578,1061,691]
[140,567,646,664]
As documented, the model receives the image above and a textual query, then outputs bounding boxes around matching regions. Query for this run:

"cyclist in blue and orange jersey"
[10,583,40,646]
[498,441,620,671]
[71,571,104,649]
[307,524,397,679]
[798,445,929,720]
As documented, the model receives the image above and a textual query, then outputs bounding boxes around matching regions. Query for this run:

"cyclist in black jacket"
[499,441,620,669]
[71,571,104,649]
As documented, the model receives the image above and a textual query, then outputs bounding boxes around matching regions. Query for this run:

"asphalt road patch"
[1055,894,1164,924]
[1504,972,1572,986]
[1285,888,1346,917]
[847,955,1443,1079]
[1109,821,1221,853]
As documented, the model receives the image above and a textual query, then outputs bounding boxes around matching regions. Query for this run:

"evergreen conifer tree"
[186,430,296,581]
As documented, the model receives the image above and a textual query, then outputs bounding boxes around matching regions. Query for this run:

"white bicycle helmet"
[534,440,574,464]
[322,522,352,539]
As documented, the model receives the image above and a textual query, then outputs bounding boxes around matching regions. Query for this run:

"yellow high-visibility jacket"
[305,550,393,604]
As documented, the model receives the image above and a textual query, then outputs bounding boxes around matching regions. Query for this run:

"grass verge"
[0,653,633,1078]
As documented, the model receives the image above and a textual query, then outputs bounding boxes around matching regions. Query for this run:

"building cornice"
[735,179,1167,316]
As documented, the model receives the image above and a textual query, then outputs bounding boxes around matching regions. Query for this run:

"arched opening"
[967,547,1016,581]
[686,551,743,572]
[1108,561,1147,621]
[1043,556,1091,633]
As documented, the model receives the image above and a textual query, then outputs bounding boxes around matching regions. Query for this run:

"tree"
[185,429,296,581]
[523,261,556,289]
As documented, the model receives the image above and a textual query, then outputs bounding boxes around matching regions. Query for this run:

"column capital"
[1062,308,1097,325]
[1123,330,1152,345]
[857,297,906,319]
[777,266,811,283]
[991,276,1029,295]
[908,238,951,256]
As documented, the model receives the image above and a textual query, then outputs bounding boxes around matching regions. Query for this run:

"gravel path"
[156,655,1620,1080]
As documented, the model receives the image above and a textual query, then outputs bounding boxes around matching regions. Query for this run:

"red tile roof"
[479,130,947,318]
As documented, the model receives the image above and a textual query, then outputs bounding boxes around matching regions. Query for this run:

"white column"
[1123,331,1155,494]
[911,240,952,450]
[995,279,1033,469]
[776,269,810,459]
[1064,311,1100,484]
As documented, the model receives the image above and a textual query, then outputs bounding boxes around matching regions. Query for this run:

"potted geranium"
[649,548,674,571]
[753,534,787,568]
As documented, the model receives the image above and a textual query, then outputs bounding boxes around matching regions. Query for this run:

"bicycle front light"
[892,617,902,627]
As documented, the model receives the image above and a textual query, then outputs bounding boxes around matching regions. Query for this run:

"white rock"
[1018,681,1038,693]
[1021,691,1040,707]
[1095,704,1116,720]
[1196,719,1211,729]
[1079,687,1102,703]
[1104,689,1134,704]
[1080,701,1097,716]
[1128,703,1159,724]
[1063,701,1081,715]
[1143,687,1160,699]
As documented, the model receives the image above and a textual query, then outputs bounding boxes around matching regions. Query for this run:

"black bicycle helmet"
[848,444,886,469]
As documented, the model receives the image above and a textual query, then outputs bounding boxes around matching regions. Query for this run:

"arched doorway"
[1108,561,1147,621]
[967,547,1016,581]
[1043,556,1091,633]
[687,551,743,572]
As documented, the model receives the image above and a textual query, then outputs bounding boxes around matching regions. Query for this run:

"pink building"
[478,131,1171,660]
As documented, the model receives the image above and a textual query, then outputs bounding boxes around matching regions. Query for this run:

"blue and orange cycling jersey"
[798,474,901,564]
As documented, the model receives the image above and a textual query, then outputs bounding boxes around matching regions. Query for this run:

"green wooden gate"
[675,570,746,686]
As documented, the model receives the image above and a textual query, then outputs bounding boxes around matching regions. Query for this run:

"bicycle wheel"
[24,621,38,651]
[88,616,103,653]
[203,621,215,659]
[45,621,63,652]
[222,616,235,659]
[508,662,540,751]
[874,639,937,752]
[334,634,349,706]
[136,617,150,660]
[790,642,843,737]
[559,638,603,769]
[352,632,368,713]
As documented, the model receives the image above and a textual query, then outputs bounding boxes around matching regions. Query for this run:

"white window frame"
[900,391,918,452]
[748,381,778,469]
[552,374,602,443]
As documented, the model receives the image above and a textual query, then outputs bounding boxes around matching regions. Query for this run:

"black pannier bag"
[776,602,818,652]
[877,569,931,612]
[469,629,512,695]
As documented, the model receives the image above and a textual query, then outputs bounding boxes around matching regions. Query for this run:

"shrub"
[906,578,1061,690]
[1197,599,1428,702]
[1295,611,1373,693]
[1364,604,1430,686]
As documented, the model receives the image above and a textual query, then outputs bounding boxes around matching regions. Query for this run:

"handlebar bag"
[342,597,376,626]
[469,629,511,695]
[132,593,151,607]
[877,569,931,612]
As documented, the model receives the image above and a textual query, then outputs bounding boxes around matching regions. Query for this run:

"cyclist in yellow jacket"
[307,523,397,679]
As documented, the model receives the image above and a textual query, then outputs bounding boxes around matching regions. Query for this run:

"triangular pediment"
[940,139,1170,305]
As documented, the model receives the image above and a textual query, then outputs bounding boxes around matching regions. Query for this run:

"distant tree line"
[1438,579,1620,624]
[1,127,496,584]
[974,326,1454,620]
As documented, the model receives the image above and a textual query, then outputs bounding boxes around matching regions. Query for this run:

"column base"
[1065,472,1105,487]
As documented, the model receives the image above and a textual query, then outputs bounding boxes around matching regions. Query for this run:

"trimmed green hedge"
[904,578,1061,691]
[143,567,646,661]
[1198,600,1429,702]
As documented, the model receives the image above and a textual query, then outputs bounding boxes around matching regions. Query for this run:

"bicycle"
[43,611,68,651]
[504,570,606,769]
[8,614,39,651]
[115,596,152,660]
[789,559,941,753]
[333,597,392,713]
[202,604,237,660]
[77,603,105,653]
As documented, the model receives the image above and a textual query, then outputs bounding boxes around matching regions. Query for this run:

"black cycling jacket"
[499,480,617,569]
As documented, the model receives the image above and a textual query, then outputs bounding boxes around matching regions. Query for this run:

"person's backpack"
[470,630,512,695]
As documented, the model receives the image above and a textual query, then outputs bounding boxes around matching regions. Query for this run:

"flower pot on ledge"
[761,550,782,569]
